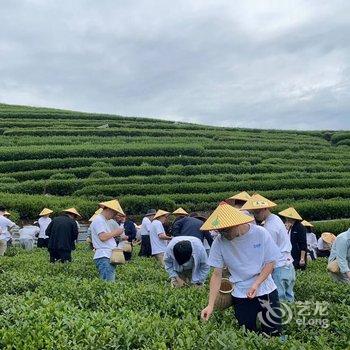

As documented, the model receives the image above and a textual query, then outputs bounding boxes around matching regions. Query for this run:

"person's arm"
[196,252,211,284]
[72,221,79,242]
[247,261,275,299]
[336,238,350,276]
[99,228,124,242]
[164,253,178,279]
[298,226,307,266]
[201,268,222,321]
[159,232,172,240]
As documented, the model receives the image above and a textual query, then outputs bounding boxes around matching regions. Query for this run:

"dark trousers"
[232,289,282,336]
[123,251,132,261]
[139,235,152,257]
[37,238,49,248]
[49,249,72,263]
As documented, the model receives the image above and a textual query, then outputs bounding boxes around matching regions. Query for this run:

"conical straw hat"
[39,208,53,216]
[153,209,170,220]
[321,232,336,244]
[99,199,125,216]
[227,191,251,202]
[241,194,277,211]
[172,207,188,215]
[63,208,82,219]
[89,208,103,222]
[4,211,11,216]
[301,220,313,228]
[278,207,302,221]
[200,202,254,231]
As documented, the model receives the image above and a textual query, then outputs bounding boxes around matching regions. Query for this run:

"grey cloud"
[0,0,349,130]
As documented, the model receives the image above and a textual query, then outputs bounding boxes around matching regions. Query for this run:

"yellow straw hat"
[240,194,277,211]
[200,202,254,231]
[4,211,11,216]
[278,207,303,221]
[63,208,82,219]
[153,210,170,220]
[39,208,53,216]
[172,207,189,216]
[226,191,251,202]
[99,199,125,216]
[321,232,336,245]
[301,220,314,228]
[89,208,103,222]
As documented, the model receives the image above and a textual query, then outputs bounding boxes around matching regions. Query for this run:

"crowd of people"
[0,192,349,337]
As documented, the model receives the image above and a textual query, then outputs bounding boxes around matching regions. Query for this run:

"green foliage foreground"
[0,245,349,349]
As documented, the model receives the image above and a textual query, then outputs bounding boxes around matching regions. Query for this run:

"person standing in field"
[328,228,350,284]
[302,220,317,260]
[278,207,307,270]
[18,215,39,251]
[241,195,295,303]
[150,210,172,265]
[0,206,18,256]
[46,208,80,263]
[139,209,156,257]
[116,213,137,262]
[164,236,210,288]
[200,202,282,336]
[90,200,125,281]
[37,208,53,248]
[3,211,15,247]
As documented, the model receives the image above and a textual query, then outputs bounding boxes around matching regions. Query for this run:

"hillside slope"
[0,103,349,233]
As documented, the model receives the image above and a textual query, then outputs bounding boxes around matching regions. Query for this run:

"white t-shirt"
[150,219,167,255]
[317,237,331,251]
[108,219,121,231]
[263,214,293,267]
[19,225,39,240]
[38,216,52,239]
[140,217,152,236]
[208,224,280,298]
[90,214,117,259]
[307,232,318,252]
[0,215,16,240]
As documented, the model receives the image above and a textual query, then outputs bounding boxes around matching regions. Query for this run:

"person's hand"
[247,283,258,299]
[113,228,124,237]
[201,305,213,321]
[176,276,186,287]
[299,259,305,266]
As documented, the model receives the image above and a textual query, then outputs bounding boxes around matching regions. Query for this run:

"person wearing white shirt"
[306,231,318,260]
[201,202,282,337]
[18,216,40,250]
[139,209,156,257]
[164,236,210,287]
[0,206,17,256]
[37,208,53,248]
[90,199,125,281]
[247,204,295,303]
[150,210,172,265]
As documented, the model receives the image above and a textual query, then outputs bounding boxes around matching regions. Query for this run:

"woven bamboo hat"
[153,210,170,220]
[99,199,125,216]
[321,232,336,244]
[39,208,53,216]
[200,202,254,231]
[241,194,277,211]
[226,191,251,202]
[4,211,11,216]
[278,207,303,221]
[173,207,189,216]
[89,208,103,222]
[301,220,314,228]
[63,208,82,219]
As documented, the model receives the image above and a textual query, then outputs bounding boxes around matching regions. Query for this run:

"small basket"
[110,248,125,265]
[214,278,234,310]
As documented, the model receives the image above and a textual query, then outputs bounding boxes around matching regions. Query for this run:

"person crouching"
[164,236,210,288]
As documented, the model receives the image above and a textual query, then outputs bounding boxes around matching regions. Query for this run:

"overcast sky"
[1,0,349,130]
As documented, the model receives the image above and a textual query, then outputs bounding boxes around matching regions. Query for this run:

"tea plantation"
[0,103,349,235]
[0,245,349,349]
